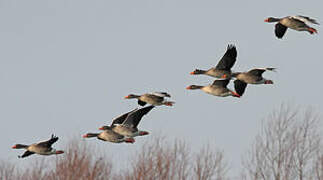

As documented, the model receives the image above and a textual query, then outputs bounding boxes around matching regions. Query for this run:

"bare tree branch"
[242,105,322,180]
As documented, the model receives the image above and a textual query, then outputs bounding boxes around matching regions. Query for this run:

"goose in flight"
[264,15,319,39]
[125,92,174,106]
[233,68,276,96]
[186,79,240,98]
[12,134,64,158]
[83,128,135,144]
[99,106,155,137]
[190,45,237,79]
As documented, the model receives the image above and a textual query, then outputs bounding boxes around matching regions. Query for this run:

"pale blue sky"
[0,0,322,177]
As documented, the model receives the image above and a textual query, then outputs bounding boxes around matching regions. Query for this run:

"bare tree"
[6,136,227,180]
[5,139,113,180]
[314,151,323,180]
[193,145,227,180]
[0,159,51,180]
[242,105,322,180]
[46,139,113,180]
[123,137,191,180]
[4,105,322,180]
[123,137,227,180]
[0,160,17,180]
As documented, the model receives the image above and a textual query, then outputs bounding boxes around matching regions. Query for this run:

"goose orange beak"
[12,145,17,149]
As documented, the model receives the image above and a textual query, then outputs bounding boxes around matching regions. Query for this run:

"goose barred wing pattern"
[152,92,171,97]
[291,15,320,25]
[247,68,273,77]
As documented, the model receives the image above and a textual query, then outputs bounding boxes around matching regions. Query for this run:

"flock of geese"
[12,15,319,158]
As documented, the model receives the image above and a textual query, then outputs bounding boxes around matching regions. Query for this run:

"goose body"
[186,79,240,98]
[111,125,143,137]
[125,92,174,106]
[12,134,64,158]
[190,45,237,79]
[99,106,155,137]
[233,68,275,96]
[265,15,319,39]
[83,128,135,144]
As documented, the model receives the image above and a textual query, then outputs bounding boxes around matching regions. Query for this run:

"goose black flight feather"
[37,134,59,147]
[275,23,288,39]
[215,45,237,70]
[234,80,248,96]
[18,151,35,158]
[111,109,137,126]
[123,106,155,128]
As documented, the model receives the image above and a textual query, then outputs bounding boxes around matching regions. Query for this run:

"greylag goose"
[124,92,174,106]
[190,45,237,79]
[264,15,319,39]
[99,105,154,137]
[83,128,135,143]
[233,68,275,96]
[186,79,240,98]
[12,134,64,158]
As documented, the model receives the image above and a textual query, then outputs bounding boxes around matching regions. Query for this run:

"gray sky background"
[1,0,322,177]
